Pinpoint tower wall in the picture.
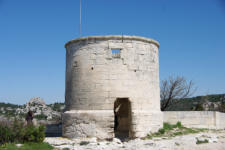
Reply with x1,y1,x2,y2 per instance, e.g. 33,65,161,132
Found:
62,35,163,139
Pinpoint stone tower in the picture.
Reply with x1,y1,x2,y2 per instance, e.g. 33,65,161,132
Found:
62,35,163,139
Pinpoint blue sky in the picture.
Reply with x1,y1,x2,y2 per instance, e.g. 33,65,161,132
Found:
0,0,225,104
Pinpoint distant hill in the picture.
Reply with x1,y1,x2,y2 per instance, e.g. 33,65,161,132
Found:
1,94,225,121
164,94,225,112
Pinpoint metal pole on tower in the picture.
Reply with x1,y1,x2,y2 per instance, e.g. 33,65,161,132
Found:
80,0,82,37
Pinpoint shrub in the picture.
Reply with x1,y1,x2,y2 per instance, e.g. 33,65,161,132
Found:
163,121,183,130
196,138,209,144
176,121,183,129
0,124,13,144
195,103,204,111
80,141,89,146
0,118,45,144
0,119,18,144
163,122,174,131
23,125,45,142
158,128,165,134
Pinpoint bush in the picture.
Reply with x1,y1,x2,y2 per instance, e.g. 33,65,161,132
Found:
0,124,13,144
80,141,89,146
158,128,165,134
0,119,45,144
196,138,209,144
176,121,183,129
195,103,204,111
163,122,174,131
23,125,45,142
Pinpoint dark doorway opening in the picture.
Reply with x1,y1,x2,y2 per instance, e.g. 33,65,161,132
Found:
114,98,131,140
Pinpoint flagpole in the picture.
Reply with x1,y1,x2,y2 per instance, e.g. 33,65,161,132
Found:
80,0,82,37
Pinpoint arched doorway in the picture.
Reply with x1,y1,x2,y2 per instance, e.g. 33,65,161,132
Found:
114,98,131,140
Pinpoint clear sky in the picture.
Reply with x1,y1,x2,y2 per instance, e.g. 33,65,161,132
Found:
0,0,225,104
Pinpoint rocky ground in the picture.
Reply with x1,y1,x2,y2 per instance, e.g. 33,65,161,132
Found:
45,130,225,150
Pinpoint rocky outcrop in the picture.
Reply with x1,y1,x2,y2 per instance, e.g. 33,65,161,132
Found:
0,97,65,125
202,101,221,111
15,97,63,122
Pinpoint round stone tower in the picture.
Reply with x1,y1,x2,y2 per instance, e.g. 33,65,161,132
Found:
62,35,163,139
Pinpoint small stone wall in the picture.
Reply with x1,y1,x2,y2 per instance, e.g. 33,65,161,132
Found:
163,111,225,129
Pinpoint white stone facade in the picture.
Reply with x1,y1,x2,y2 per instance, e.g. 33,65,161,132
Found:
62,35,163,139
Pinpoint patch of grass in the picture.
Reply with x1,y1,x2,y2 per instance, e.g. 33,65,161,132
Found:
146,122,207,139
0,142,53,150
182,128,198,134
163,122,184,132
196,138,209,144
163,122,174,131
62,148,70,150
172,131,183,136
79,141,89,146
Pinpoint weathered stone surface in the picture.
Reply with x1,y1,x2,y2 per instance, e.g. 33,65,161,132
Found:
63,35,163,139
